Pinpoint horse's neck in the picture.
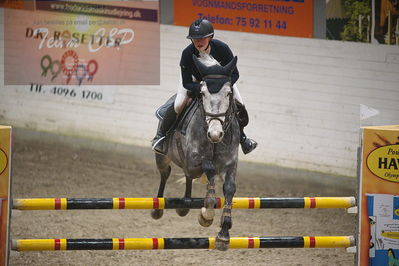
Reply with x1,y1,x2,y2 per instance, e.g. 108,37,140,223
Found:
176,98,202,133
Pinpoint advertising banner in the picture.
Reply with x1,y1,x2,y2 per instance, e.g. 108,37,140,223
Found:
174,0,313,38
0,126,12,266
4,1,160,86
367,194,399,266
0,0,25,9
358,125,399,266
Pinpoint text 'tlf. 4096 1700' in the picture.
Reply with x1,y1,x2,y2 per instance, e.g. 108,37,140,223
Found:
30,83,104,102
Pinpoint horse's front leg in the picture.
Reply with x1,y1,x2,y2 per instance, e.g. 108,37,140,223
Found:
215,167,236,251
198,160,216,227
151,153,171,219
176,175,192,217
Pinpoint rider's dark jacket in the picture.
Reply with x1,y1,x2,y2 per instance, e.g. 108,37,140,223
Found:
180,39,239,94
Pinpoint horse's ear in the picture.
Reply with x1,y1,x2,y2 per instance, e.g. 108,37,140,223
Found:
223,56,237,76
192,54,208,76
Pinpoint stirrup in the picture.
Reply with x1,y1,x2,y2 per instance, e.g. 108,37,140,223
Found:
152,136,166,155
241,138,257,154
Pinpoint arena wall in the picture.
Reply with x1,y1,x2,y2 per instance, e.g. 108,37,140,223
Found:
1,9,398,177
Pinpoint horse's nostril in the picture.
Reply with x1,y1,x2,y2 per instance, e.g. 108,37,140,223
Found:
207,130,223,142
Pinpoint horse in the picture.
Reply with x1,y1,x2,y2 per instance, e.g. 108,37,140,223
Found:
151,53,240,251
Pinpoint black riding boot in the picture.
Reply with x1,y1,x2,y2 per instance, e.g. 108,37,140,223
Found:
152,105,177,154
236,102,257,154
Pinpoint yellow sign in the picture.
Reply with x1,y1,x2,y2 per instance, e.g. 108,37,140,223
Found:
358,125,399,266
0,126,11,266
395,208,399,216
0,149,7,175
367,144,399,183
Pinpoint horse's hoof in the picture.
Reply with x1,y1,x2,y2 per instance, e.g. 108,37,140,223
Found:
215,236,229,251
176,208,190,217
200,207,215,220
198,212,213,227
151,209,163,219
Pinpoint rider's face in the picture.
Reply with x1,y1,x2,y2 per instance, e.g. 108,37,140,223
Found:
193,37,212,52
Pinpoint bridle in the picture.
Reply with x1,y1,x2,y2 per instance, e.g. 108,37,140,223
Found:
199,76,236,132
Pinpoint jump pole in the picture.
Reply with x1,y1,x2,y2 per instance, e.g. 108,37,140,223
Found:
13,196,356,210
12,236,355,251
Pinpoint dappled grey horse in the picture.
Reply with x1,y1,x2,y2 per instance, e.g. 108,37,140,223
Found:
151,53,240,251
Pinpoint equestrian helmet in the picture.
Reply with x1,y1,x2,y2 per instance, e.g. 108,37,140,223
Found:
187,19,214,39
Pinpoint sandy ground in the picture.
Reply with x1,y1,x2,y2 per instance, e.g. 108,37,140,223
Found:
8,135,357,266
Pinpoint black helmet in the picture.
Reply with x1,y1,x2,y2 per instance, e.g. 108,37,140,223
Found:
187,19,214,39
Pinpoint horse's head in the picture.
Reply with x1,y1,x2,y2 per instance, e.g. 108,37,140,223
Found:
193,54,237,143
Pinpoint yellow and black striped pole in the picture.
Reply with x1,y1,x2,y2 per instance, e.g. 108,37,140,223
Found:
12,236,355,251
12,197,356,210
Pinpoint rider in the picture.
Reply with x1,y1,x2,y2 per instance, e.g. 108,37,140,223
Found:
152,18,257,155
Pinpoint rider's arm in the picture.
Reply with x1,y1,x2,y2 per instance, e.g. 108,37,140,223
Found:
180,64,201,93
221,45,239,85
212,40,239,85
180,48,201,95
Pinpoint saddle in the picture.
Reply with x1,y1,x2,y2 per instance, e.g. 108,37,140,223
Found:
155,94,199,136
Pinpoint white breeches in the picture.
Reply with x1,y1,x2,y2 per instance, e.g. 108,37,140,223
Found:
232,84,244,105
174,82,190,114
174,83,244,114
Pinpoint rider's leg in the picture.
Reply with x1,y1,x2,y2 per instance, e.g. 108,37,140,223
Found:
232,84,257,154
174,83,190,114
152,105,177,154
152,84,189,154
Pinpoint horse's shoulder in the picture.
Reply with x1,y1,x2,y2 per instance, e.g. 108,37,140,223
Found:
176,98,200,135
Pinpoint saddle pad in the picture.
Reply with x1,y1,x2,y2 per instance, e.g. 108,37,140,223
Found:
155,93,199,136
155,94,177,120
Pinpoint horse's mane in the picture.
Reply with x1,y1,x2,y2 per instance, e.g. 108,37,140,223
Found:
197,52,220,67
196,52,231,94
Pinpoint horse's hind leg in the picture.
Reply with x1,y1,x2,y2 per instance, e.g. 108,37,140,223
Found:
198,160,216,227
151,153,171,220
215,167,236,251
176,175,192,217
